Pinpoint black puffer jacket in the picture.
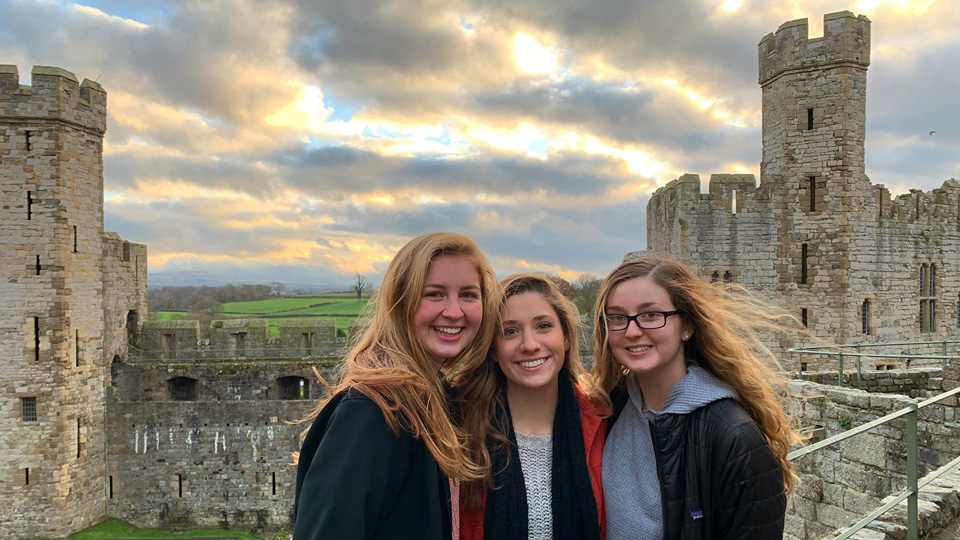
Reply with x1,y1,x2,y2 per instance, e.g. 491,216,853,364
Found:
610,390,786,540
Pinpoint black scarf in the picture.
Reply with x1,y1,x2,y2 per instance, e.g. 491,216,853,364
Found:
482,372,601,540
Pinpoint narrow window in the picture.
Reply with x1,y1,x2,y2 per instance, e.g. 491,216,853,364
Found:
25,130,31,151
301,332,312,356
801,308,808,328
34,317,40,362
76,417,82,458
930,265,937,296
35,255,40,275
800,362,809,372
809,176,816,212
73,226,78,253
109,475,113,499
711,272,719,283
879,188,885,217
25,468,30,486
272,472,277,495
807,108,814,130
915,194,921,220
862,299,871,335
723,271,732,283
930,300,937,332
75,330,80,367
278,376,310,400
800,244,808,284
731,190,737,214
178,474,183,498
27,191,32,220
21,397,37,421
956,293,960,329
122,241,130,262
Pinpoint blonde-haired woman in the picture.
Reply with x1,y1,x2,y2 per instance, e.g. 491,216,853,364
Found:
293,232,499,540
456,274,606,540
592,255,801,540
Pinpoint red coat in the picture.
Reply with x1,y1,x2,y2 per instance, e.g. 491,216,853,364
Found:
459,387,607,540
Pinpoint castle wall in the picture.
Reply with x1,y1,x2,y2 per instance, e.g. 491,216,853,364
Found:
106,357,340,530
0,65,110,538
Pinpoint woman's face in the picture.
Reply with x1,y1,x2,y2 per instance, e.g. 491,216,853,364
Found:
605,276,690,385
413,254,484,368
494,292,566,392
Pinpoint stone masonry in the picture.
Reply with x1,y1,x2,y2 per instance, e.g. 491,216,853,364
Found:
647,12,960,366
0,65,145,539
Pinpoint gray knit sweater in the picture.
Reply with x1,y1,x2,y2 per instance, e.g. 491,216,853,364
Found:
516,431,553,540
602,364,738,540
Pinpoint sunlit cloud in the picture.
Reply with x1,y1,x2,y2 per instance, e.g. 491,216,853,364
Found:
512,32,561,75
72,4,149,30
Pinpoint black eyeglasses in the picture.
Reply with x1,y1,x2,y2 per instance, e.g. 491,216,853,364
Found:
604,310,683,331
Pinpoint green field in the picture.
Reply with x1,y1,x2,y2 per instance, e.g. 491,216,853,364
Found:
151,292,369,335
33,518,285,540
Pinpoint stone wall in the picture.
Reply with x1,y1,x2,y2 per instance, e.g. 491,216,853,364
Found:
787,367,960,539
106,357,341,530
0,65,112,538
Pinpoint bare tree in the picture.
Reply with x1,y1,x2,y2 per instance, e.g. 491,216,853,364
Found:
270,281,286,297
352,273,372,300
573,273,603,317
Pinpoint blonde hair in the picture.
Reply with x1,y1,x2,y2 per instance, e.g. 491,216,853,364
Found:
590,254,803,492
454,273,595,506
302,232,499,481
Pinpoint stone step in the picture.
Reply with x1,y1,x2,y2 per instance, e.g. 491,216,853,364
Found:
842,464,960,539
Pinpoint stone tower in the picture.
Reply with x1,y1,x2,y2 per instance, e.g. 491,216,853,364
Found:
758,12,871,342
0,65,110,537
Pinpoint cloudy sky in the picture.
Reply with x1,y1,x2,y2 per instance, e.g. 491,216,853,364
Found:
1,0,956,287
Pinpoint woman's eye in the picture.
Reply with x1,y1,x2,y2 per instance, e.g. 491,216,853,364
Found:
461,291,479,300
639,312,659,320
424,290,443,299
536,322,553,331
502,327,519,337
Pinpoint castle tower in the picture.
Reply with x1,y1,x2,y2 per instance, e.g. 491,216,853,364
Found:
0,65,109,537
758,12,872,343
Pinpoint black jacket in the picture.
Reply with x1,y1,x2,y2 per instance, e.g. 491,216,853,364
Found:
610,390,786,540
293,388,452,540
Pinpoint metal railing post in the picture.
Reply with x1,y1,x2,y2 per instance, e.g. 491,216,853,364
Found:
907,402,918,540
856,344,862,385
838,352,845,386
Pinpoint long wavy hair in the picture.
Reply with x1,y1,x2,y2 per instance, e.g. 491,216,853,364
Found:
454,273,596,507
300,232,500,481
590,254,803,492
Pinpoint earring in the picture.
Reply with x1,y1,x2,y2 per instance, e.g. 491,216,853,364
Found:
682,333,690,340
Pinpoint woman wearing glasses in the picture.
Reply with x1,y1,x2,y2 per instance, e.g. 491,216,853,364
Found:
591,255,801,540
456,274,606,540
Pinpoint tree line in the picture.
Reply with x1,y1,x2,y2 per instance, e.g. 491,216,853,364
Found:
148,284,274,311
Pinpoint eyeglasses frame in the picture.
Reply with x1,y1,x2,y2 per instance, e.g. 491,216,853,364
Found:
604,310,684,331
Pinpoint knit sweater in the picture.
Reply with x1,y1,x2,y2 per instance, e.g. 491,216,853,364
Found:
516,431,553,540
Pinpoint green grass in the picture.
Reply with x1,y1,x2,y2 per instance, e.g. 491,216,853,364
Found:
41,518,281,540
150,293,369,335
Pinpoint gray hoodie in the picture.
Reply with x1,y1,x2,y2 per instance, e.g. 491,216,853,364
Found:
602,364,738,540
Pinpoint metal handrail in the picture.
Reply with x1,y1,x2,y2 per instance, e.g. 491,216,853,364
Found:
788,361,960,540
790,339,958,386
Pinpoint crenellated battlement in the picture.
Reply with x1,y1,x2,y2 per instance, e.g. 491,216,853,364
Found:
650,173,758,208
759,11,870,86
883,179,960,225
0,64,106,134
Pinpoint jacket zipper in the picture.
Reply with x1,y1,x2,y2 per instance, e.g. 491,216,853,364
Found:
649,418,670,533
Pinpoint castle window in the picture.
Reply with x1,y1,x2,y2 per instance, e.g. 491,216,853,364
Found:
711,272,719,283
25,130,31,151
35,255,41,275
76,417,82,458
75,329,81,366
162,333,176,357
122,241,131,262
723,271,732,283
800,244,808,284
167,377,199,401
861,299,872,335
808,176,816,212
731,189,738,214
301,332,313,356
272,472,277,496
919,263,937,332
801,308,808,328
27,191,32,220
21,397,37,422
178,474,184,498
231,332,247,354
278,376,309,400
34,317,40,362
73,226,78,253
957,293,960,329
109,476,113,499
807,108,814,130
25,468,30,486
